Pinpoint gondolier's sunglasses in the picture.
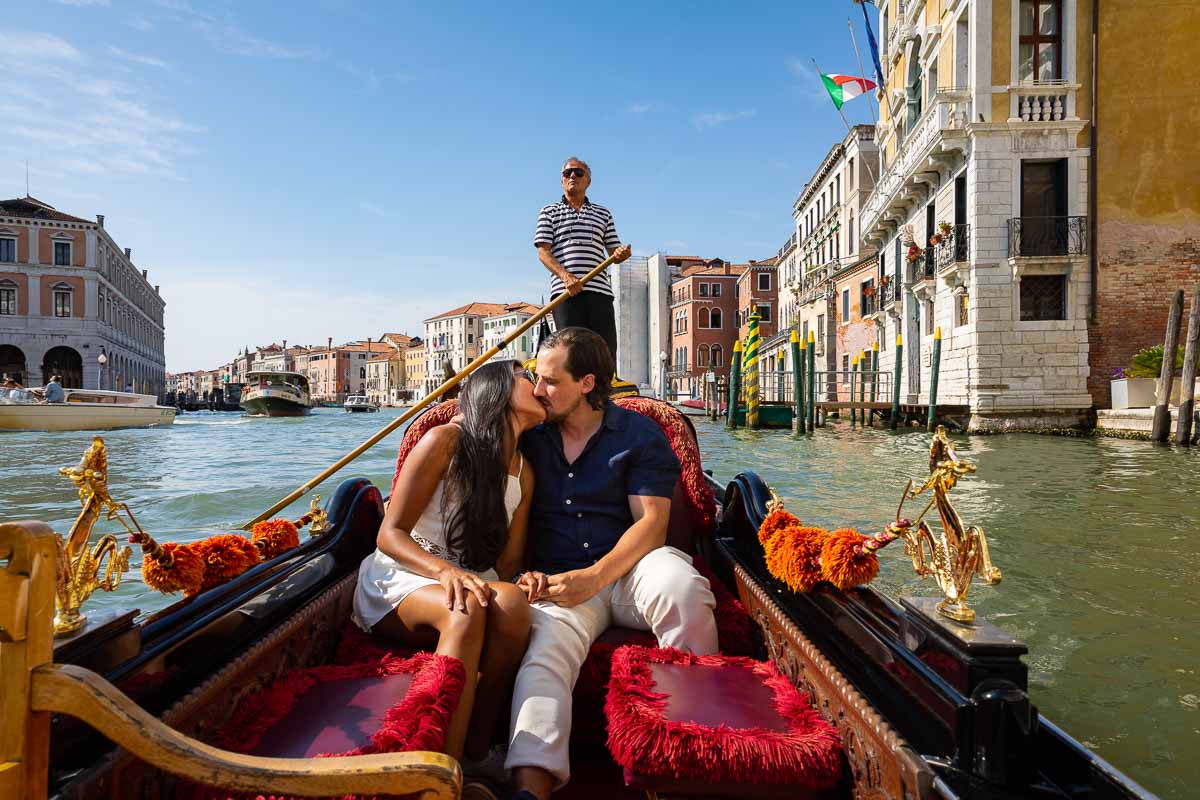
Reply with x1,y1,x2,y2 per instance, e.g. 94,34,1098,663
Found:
562,167,587,178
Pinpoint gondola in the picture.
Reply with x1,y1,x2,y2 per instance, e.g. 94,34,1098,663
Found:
0,398,1154,800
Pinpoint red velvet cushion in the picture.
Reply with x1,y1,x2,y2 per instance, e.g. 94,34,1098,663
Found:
605,646,843,790
186,647,464,800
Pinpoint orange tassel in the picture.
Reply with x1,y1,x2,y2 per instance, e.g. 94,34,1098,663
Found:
764,525,829,593
758,507,801,548
820,529,881,590
250,518,300,560
133,535,204,596
194,534,260,592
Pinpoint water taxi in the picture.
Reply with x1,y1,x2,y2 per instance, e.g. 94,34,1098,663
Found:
0,388,175,431
239,370,312,417
0,397,1152,800
344,394,379,412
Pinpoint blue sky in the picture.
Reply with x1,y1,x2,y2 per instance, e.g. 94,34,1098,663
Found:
2,1,881,371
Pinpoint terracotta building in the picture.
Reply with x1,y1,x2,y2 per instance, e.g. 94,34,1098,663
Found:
666,260,745,400
736,259,779,341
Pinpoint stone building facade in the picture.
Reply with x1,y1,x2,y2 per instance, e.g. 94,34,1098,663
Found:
483,303,541,365
0,197,165,395
666,261,744,400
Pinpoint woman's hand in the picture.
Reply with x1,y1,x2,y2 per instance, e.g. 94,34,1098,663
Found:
516,571,550,603
437,565,495,612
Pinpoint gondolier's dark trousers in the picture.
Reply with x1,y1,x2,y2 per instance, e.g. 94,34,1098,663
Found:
551,290,618,365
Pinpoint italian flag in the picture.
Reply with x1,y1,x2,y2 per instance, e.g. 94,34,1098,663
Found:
821,73,877,110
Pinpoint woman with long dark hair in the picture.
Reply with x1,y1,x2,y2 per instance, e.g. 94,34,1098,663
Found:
353,360,544,766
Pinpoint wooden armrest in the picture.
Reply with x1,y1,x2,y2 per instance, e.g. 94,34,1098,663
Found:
31,663,461,798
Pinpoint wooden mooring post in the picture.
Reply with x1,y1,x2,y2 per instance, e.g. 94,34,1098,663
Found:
891,333,903,430
869,341,879,426
926,327,942,432
849,355,858,428
726,340,742,430
1152,290,1185,443
1177,287,1200,445
806,330,816,433
791,330,805,433
859,349,869,428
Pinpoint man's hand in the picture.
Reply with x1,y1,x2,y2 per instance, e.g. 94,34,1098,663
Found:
612,243,632,264
544,569,601,607
516,570,550,603
561,272,584,297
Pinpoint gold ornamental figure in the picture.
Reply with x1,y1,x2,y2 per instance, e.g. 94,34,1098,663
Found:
53,437,133,636
895,426,1002,623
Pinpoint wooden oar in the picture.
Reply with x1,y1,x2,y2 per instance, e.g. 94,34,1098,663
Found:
242,253,620,529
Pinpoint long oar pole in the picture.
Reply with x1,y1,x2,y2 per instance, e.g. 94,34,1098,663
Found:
242,252,620,529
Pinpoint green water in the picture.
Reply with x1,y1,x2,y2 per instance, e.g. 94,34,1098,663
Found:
2,409,1197,798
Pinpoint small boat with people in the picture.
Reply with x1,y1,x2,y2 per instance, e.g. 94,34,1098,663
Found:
239,370,312,417
344,394,379,412
0,386,175,431
0,262,1153,800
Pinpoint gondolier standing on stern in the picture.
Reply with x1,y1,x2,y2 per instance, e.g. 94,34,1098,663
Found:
536,157,631,363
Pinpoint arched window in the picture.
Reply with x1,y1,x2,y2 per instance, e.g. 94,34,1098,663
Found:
711,345,723,366
697,345,709,366
698,307,710,328
710,308,722,329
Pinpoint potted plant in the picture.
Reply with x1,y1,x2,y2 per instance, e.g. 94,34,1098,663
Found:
938,221,953,236
906,244,924,264
1110,345,1192,409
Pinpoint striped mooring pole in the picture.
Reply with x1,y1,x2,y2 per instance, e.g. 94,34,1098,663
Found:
744,313,761,429
859,349,868,427
806,330,816,432
869,341,880,427
850,354,858,428
726,340,743,430
891,333,903,430
927,326,942,432
791,329,804,433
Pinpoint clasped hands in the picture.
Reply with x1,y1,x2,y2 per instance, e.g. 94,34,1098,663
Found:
516,568,599,607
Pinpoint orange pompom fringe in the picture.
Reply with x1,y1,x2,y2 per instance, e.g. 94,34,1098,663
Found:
250,518,300,561
758,506,800,549
140,540,205,597
820,529,881,590
764,525,828,593
194,534,260,592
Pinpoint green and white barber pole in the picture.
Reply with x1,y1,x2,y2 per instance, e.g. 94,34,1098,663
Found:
744,313,761,429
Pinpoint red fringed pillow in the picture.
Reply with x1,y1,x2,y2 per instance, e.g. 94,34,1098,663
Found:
605,645,842,790
390,401,459,497
186,649,465,800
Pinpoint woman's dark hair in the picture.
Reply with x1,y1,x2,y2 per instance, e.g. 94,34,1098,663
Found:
442,360,521,570
540,326,613,410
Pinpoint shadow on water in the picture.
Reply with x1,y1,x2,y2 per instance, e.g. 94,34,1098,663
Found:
693,418,1198,800
2,408,1197,797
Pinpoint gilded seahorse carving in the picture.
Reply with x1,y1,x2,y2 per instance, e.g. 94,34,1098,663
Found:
896,425,1001,623
54,437,132,635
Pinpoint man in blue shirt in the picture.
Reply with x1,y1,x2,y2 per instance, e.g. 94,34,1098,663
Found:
41,375,65,404
505,327,717,799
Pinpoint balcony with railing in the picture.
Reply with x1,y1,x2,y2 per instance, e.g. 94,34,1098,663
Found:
879,277,896,310
1007,216,1088,258
1009,80,1078,123
935,223,970,272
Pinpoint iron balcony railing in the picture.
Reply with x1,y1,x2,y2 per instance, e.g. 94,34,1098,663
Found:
879,279,896,308
1008,216,1088,258
936,223,970,270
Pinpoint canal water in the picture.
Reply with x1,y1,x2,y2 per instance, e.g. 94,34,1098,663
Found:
2,408,1196,798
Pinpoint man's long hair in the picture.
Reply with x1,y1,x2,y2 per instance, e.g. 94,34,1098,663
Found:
442,360,520,570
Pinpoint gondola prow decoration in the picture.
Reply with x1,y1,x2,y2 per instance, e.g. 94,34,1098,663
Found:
53,437,132,636
757,425,1001,623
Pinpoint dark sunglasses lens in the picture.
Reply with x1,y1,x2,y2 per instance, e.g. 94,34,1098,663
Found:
563,168,585,178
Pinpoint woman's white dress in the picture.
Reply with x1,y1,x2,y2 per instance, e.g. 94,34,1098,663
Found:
352,456,523,631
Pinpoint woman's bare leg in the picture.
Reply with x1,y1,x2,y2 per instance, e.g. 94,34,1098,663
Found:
464,582,532,760
373,585,486,760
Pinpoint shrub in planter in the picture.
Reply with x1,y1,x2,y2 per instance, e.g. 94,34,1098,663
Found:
1128,345,1184,379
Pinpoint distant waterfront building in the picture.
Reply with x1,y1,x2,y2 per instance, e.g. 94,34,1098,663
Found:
422,301,512,395
404,342,425,402
0,196,166,394
483,302,541,364
307,339,383,403
366,352,392,406
666,260,744,400
645,254,709,399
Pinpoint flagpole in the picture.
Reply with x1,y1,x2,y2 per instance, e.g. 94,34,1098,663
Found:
812,57,877,186
847,17,879,128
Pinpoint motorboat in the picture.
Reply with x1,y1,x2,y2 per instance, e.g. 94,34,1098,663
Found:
344,394,379,412
0,387,175,431
239,370,312,417
0,398,1151,800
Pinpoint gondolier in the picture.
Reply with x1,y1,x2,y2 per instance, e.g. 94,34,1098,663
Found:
535,157,631,362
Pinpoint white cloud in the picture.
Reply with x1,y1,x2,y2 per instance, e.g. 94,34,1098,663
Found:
126,16,154,32
52,0,111,6
359,201,388,217
338,63,382,91
627,102,654,114
154,0,317,60
693,109,756,130
0,32,83,62
108,46,169,69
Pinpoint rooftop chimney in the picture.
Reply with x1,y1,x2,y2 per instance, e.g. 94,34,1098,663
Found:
96,214,104,228
124,247,131,259
142,269,147,278
154,285,160,294
327,337,333,352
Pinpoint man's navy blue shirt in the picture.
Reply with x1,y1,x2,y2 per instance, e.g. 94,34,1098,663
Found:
520,402,680,574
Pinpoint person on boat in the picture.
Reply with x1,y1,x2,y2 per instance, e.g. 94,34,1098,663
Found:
352,359,543,768
2,375,21,389
506,327,718,799
535,157,632,365
33,375,65,404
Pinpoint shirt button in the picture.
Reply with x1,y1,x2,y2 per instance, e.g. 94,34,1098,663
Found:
565,499,572,505
568,472,574,478
583,542,590,549
576,512,582,518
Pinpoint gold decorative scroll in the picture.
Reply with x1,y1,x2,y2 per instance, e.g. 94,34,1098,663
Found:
53,437,134,636
894,426,1002,623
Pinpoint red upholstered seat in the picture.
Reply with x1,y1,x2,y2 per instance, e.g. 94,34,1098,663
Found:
605,645,843,796
186,645,464,800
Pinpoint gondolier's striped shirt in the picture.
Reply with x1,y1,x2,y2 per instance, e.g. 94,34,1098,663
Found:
535,196,621,298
